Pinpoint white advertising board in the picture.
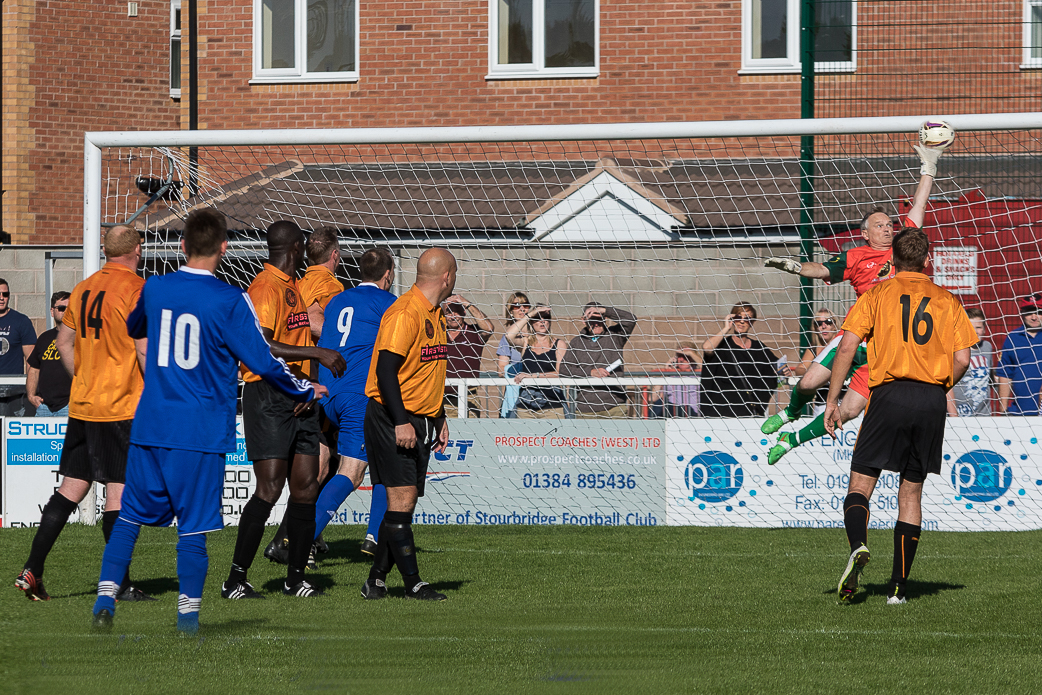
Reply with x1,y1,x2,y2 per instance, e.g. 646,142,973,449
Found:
666,417,1042,531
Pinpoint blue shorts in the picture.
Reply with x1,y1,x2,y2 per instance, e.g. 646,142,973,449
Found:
119,445,225,535
325,392,368,462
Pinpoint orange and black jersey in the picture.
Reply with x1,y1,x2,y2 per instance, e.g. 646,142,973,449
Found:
365,285,447,417
62,262,144,421
842,271,978,391
298,265,344,311
240,263,313,382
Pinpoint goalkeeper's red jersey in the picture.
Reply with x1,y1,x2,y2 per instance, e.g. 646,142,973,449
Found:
823,219,919,298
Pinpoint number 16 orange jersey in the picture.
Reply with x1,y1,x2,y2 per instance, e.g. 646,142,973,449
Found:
841,271,978,391
62,262,145,421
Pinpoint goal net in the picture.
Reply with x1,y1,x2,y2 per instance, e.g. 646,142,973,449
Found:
83,115,1042,531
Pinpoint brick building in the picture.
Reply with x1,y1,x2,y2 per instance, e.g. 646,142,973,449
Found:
6,1,1039,245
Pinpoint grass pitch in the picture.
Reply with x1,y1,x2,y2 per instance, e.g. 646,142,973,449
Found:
4,524,1040,694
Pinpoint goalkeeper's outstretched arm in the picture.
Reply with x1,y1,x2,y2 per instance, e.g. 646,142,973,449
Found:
764,257,830,280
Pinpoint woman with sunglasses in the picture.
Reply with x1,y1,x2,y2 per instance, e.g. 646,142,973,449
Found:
504,305,567,418
793,309,840,415
701,301,783,418
497,292,530,417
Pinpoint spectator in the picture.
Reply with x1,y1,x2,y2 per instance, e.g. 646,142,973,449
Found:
793,308,841,416
0,277,39,416
947,307,994,417
505,305,567,419
559,301,637,418
997,293,1042,415
27,292,73,417
443,294,494,418
700,301,784,418
497,292,530,418
648,343,701,418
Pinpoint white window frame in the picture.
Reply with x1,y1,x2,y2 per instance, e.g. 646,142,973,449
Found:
486,0,600,80
170,0,181,99
740,0,856,74
1024,0,1042,69
251,0,360,84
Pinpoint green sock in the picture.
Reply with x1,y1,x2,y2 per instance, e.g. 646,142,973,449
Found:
785,386,815,419
796,413,828,444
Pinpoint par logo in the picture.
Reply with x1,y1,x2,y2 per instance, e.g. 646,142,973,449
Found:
683,451,743,503
950,450,1013,502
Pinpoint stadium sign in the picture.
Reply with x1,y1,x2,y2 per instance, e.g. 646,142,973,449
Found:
666,418,1042,532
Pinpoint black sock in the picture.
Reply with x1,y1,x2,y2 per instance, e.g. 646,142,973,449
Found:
369,532,395,583
24,492,78,578
228,496,274,583
285,501,316,587
843,493,871,551
890,521,921,591
380,511,420,589
102,509,133,589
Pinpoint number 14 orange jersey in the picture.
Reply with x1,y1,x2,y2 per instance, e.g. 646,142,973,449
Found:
62,262,145,421
841,271,978,391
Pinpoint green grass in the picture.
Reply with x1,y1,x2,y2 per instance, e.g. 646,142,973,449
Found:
3,524,1040,694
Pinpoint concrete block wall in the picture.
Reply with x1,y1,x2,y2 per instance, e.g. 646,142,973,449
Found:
0,247,82,334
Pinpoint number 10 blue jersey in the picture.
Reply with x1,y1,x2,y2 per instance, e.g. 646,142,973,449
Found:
127,267,315,454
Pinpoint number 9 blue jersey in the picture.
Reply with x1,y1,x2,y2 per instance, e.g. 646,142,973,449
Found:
126,267,315,453
316,283,396,400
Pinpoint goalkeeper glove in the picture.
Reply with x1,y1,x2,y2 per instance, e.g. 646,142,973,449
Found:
913,143,945,178
765,257,802,275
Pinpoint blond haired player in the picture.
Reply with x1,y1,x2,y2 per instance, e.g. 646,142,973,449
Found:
16,226,153,602
824,228,976,604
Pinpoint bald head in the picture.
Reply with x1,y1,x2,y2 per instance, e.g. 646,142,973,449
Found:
266,220,304,251
104,225,140,259
414,248,457,306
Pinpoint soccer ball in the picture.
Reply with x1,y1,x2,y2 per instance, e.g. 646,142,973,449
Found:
919,120,955,149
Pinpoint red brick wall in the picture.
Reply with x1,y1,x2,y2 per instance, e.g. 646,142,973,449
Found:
3,0,181,245
194,1,800,132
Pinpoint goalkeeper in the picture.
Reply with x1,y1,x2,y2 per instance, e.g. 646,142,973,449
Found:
760,136,949,465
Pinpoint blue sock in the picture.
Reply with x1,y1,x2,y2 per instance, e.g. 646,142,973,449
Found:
367,484,388,542
176,533,208,623
314,474,354,538
94,518,140,616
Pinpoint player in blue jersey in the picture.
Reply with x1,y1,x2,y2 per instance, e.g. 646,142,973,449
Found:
91,209,326,635
311,248,397,555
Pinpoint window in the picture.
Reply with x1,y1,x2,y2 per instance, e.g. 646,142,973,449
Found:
488,0,598,79
170,0,181,99
253,0,359,83
1025,0,1042,68
741,0,855,73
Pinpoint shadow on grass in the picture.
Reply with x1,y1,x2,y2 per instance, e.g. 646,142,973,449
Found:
61,576,180,599
822,579,966,604
261,572,337,594
321,538,372,564
201,618,270,636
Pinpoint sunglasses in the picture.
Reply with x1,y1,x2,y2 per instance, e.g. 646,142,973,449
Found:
511,303,530,310
55,305,68,312
0,292,9,298
815,319,836,327
733,317,752,323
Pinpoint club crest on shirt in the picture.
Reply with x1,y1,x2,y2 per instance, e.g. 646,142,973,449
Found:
425,319,435,339
285,288,297,307
876,260,892,278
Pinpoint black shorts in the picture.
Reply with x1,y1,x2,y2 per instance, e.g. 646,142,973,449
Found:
58,417,132,484
850,380,947,484
363,398,436,497
241,379,320,461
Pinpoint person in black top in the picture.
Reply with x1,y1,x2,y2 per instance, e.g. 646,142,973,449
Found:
700,301,787,417
27,292,72,417
504,305,568,418
0,278,39,416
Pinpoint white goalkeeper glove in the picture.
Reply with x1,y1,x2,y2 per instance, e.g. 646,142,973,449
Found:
765,257,803,275
913,143,945,178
